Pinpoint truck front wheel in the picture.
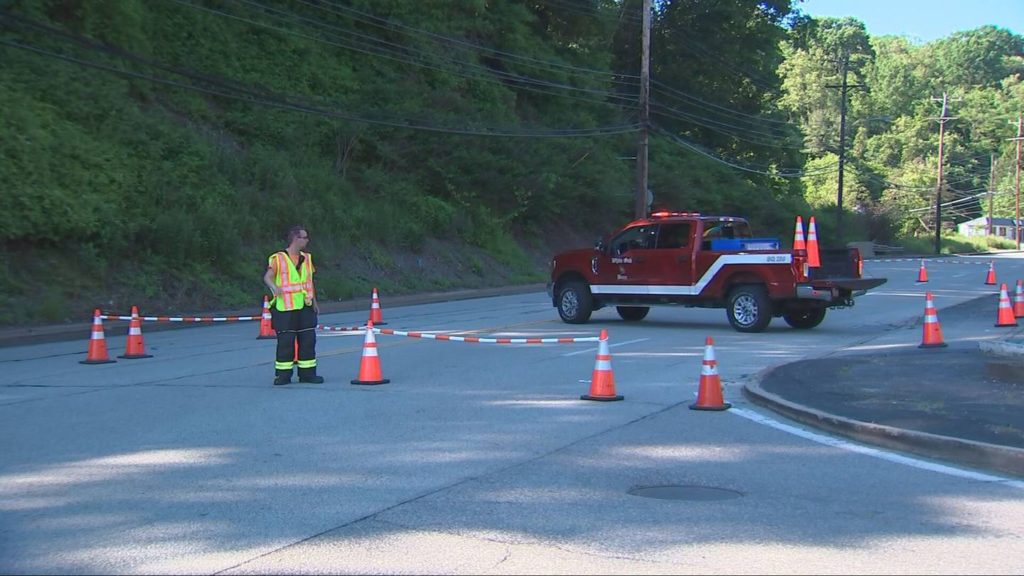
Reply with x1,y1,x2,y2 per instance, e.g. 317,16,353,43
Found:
557,281,593,324
783,308,826,329
726,286,772,332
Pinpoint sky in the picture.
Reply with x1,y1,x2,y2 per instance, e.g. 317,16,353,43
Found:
795,0,1024,43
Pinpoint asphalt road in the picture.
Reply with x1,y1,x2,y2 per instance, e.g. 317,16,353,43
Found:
2,254,1024,574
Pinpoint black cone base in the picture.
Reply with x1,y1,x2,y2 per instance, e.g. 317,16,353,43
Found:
580,394,623,401
352,378,390,386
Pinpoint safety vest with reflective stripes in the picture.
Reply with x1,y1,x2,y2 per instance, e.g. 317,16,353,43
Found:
269,251,314,312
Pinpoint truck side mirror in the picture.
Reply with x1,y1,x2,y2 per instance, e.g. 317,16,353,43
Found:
594,238,605,252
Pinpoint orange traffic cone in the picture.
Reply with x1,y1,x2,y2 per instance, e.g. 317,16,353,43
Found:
351,320,390,385
119,305,153,359
985,261,997,285
995,283,1018,327
1015,280,1024,318
581,329,623,401
919,292,947,348
690,336,731,411
916,259,928,283
368,287,386,325
806,216,821,268
793,216,806,251
80,309,116,365
257,295,276,339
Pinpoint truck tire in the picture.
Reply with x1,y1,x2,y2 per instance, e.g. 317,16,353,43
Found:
726,285,772,333
783,308,826,329
557,280,593,324
616,306,649,322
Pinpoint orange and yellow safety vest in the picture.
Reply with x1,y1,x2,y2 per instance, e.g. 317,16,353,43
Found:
269,251,315,312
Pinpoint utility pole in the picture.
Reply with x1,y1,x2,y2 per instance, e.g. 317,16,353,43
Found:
931,93,958,255
988,154,996,236
825,53,863,243
1013,114,1023,250
634,0,651,219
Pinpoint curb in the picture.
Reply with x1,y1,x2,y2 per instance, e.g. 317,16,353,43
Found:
742,368,1024,479
978,339,1024,359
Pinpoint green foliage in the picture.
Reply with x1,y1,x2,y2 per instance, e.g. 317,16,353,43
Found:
4,0,1022,326
901,233,1018,255
781,15,1024,247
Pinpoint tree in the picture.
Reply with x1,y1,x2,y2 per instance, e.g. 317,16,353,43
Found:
778,17,873,155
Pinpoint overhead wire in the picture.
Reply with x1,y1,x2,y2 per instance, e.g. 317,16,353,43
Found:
649,102,806,149
170,0,640,110
670,33,782,93
651,78,798,127
651,123,833,178
0,13,640,137
309,0,641,80
535,0,643,24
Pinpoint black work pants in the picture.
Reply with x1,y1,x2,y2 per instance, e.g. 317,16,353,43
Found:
271,306,318,377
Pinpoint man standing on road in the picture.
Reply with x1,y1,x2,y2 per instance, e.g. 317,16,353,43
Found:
263,225,324,385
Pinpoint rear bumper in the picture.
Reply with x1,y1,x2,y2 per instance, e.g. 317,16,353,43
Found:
826,277,888,291
797,277,887,302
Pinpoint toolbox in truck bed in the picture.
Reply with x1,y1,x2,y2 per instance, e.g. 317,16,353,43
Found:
708,238,781,251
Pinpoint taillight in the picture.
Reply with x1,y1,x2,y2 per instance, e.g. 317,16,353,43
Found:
858,256,863,276
794,255,808,281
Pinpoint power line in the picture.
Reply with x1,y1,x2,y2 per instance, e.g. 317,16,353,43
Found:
0,19,640,138
652,123,833,178
651,78,800,127
259,0,640,84
309,0,638,75
649,103,805,149
167,0,640,110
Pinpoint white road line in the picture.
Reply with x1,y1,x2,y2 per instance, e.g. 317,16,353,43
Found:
562,337,650,357
730,407,1024,489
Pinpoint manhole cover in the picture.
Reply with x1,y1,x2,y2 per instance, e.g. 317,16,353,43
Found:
628,485,743,501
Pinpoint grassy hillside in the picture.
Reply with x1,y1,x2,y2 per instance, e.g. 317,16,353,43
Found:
0,0,808,326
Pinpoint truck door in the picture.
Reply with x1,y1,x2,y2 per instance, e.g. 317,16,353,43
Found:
595,224,658,291
648,222,695,287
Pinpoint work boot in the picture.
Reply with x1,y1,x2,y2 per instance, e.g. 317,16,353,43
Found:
274,370,292,386
298,368,324,384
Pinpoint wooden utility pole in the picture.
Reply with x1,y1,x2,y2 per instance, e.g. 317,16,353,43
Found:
931,93,957,255
988,154,996,236
825,54,863,242
634,0,651,219
1013,114,1023,250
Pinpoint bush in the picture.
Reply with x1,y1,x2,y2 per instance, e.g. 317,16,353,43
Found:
901,233,1017,255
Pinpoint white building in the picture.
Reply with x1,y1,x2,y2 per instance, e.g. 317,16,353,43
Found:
956,216,1023,240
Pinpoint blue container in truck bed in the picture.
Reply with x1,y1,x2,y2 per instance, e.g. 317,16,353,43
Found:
708,238,780,251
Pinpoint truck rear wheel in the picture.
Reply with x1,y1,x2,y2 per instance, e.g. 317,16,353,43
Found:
783,308,826,329
616,306,649,322
557,280,593,324
726,286,772,333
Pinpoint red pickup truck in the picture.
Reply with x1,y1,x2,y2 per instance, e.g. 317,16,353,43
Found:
547,211,887,332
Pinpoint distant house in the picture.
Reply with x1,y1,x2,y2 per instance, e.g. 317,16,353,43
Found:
957,216,1023,240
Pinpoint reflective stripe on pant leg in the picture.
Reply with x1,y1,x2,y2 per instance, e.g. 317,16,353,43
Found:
275,329,297,371
296,325,316,369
